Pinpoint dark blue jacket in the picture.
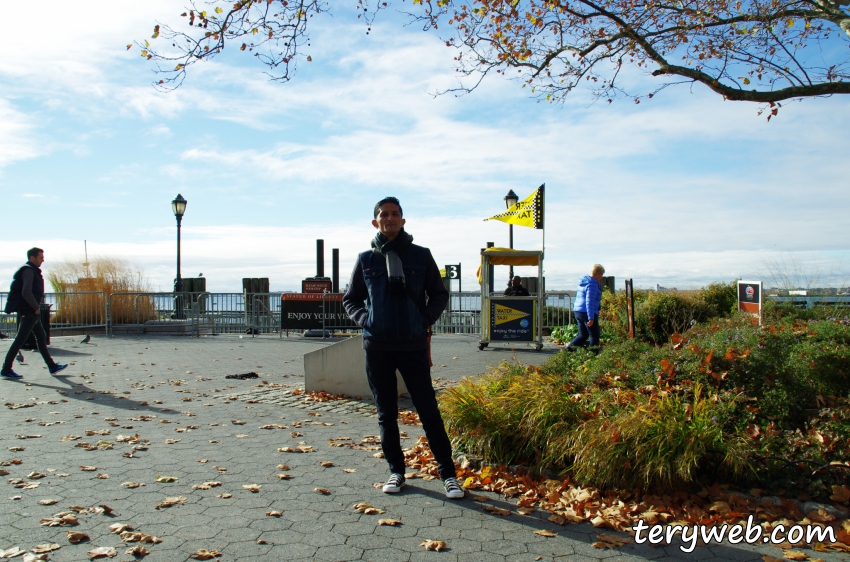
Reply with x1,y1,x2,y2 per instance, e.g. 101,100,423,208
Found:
343,243,448,351
5,263,44,314
573,275,602,319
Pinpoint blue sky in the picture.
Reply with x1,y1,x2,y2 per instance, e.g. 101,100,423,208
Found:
1,1,848,292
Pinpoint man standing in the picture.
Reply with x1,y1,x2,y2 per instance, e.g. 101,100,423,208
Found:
504,276,530,296
566,264,605,354
343,197,463,499
2,248,67,379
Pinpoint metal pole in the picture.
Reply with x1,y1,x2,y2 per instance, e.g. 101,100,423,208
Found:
486,242,494,296
175,215,185,319
509,224,514,280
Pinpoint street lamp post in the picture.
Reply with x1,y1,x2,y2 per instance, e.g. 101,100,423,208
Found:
172,194,188,319
504,190,518,281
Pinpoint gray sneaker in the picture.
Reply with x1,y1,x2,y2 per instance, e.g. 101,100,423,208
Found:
382,473,405,494
444,477,464,499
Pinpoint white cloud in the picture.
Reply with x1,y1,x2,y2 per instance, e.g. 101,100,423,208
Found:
0,99,41,169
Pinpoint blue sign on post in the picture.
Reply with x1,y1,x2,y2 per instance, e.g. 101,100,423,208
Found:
489,298,536,341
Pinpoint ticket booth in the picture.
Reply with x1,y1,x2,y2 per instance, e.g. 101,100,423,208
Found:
477,248,544,351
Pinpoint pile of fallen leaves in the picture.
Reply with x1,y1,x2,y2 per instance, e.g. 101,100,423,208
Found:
402,437,850,553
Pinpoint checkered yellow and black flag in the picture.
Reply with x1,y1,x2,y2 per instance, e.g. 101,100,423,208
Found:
484,184,544,229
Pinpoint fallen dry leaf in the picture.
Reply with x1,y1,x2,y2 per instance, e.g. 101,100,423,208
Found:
37,499,59,505
22,553,48,562
67,531,90,544
31,544,61,554
354,503,386,514
830,485,850,503
596,533,632,545
155,496,186,509
155,475,178,483
121,482,144,488
0,547,24,558
192,482,222,490
343,468,357,473
87,546,117,559
276,464,290,470
472,495,489,502
109,523,134,534
217,493,233,499
420,540,448,552
79,466,97,471
782,551,808,561
378,518,402,526
517,507,536,515
761,556,784,562
319,461,334,467
189,549,221,560
277,474,293,480
242,484,261,493
40,512,79,527
314,487,331,495
483,505,511,516
266,511,282,517
534,529,557,537
125,545,150,557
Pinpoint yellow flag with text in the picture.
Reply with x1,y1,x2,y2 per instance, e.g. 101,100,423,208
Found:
484,184,544,229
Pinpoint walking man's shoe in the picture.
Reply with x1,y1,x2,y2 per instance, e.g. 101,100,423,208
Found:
443,477,464,499
382,473,405,494
49,364,68,375
1,369,23,379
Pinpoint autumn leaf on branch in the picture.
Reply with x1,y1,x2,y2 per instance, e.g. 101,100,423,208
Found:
137,0,850,112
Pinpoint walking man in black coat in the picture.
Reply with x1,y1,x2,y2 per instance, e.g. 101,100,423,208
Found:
2,248,67,379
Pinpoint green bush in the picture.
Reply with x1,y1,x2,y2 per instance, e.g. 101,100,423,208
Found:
702,281,737,317
440,314,850,494
635,291,712,344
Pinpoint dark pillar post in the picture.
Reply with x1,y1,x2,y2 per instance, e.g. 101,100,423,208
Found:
486,242,494,295
332,249,340,293
316,240,325,278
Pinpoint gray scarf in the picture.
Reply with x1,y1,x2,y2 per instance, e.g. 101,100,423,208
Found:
371,229,413,294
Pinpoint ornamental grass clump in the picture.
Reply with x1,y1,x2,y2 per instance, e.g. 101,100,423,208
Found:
47,257,154,325
440,307,850,497
560,385,753,489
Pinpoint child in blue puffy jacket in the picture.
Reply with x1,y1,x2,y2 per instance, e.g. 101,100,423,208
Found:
566,264,605,354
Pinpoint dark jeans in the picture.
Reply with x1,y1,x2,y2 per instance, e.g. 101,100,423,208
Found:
3,312,55,372
365,348,456,480
569,311,600,353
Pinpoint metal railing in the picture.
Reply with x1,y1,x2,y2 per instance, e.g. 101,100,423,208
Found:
0,289,585,339
1,292,108,337
245,293,282,336
769,296,850,309
319,292,359,335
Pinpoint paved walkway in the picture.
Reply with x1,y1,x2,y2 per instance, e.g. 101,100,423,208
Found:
0,334,845,561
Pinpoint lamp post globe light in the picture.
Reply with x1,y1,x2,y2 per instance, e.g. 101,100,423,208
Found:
172,194,187,319
504,190,518,280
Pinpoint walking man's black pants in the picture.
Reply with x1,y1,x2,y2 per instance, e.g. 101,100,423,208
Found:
365,348,456,480
3,312,56,371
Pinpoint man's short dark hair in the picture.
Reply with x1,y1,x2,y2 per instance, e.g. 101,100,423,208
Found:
27,247,43,260
374,197,403,218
